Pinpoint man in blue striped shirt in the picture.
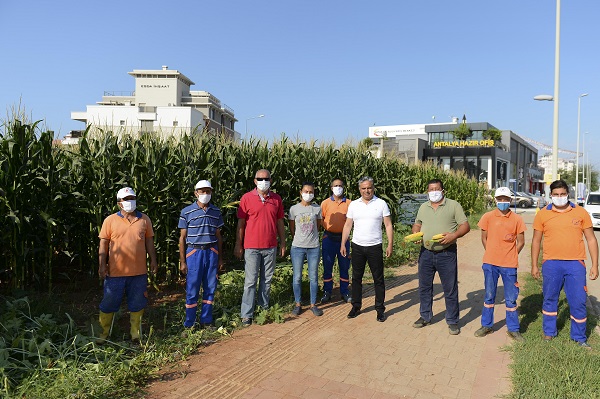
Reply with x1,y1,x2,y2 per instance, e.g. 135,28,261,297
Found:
179,180,224,330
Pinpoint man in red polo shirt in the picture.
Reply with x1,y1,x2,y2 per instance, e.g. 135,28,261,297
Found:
234,169,286,327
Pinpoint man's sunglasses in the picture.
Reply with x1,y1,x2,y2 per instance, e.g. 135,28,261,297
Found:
256,178,270,181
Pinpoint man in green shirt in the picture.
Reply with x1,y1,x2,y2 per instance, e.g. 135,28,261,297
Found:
410,179,470,335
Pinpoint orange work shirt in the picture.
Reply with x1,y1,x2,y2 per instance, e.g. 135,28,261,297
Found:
320,196,349,233
99,211,155,277
533,203,592,261
477,209,526,268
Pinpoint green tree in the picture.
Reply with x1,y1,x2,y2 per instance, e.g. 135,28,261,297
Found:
557,164,599,192
482,128,502,142
451,123,473,140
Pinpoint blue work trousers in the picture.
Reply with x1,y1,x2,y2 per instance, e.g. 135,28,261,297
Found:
99,274,148,313
480,263,520,332
418,246,459,324
184,246,219,327
321,234,351,295
542,260,588,343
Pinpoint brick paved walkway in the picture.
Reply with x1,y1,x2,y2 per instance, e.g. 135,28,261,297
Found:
146,210,540,399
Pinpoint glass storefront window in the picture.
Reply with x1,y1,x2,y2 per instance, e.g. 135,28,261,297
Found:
466,157,478,179
453,157,465,171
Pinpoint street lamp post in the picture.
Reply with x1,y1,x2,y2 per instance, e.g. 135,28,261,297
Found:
576,93,588,202
551,0,561,183
584,132,590,188
245,114,265,138
534,0,561,185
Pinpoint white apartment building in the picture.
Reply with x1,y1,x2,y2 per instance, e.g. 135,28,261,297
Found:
71,66,238,140
538,154,575,177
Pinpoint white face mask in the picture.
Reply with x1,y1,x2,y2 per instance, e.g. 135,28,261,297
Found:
256,180,271,192
301,193,314,202
121,200,136,213
428,190,443,203
197,194,211,204
332,187,344,197
552,196,569,207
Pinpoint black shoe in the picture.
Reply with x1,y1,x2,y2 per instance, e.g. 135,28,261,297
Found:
241,318,252,327
413,317,430,328
448,324,461,335
341,293,352,303
376,312,386,322
291,305,302,316
347,307,361,319
321,292,332,303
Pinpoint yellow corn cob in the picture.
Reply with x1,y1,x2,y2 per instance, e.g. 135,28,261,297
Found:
404,232,424,242
431,233,445,242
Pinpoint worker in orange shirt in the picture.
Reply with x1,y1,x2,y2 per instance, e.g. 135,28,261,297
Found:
531,180,599,349
474,187,526,341
320,178,352,303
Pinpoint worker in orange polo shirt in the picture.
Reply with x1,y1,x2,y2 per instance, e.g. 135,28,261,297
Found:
320,178,352,303
97,187,158,342
474,187,526,341
531,179,599,349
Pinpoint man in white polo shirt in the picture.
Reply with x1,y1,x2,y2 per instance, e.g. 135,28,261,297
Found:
340,176,394,322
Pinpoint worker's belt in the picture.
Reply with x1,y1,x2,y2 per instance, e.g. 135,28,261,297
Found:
424,244,457,253
324,231,343,242
188,243,216,250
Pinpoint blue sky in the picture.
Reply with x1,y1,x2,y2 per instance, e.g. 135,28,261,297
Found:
1,1,599,162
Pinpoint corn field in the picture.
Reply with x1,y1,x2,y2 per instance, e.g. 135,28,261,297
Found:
0,119,486,290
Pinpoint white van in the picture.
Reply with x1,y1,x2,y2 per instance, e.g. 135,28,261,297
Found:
584,192,600,228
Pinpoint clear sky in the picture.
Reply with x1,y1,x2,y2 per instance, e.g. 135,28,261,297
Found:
1,1,599,161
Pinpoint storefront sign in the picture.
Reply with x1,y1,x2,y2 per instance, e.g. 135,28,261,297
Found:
433,139,495,148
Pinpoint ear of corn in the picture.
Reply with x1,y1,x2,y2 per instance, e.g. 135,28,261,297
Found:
431,233,445,242
404,232,424,242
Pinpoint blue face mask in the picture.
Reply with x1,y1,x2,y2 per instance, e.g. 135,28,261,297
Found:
497,201,510,211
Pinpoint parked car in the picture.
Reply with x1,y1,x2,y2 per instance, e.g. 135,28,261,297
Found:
486,189,534,208
516,191,542,208
510,191,534,208
584,191,600,228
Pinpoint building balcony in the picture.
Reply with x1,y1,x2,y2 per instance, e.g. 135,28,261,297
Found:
71,111,87,122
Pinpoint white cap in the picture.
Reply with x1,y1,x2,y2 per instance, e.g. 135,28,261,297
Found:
116,187,136,199
195,180,213,190
495,187,512,198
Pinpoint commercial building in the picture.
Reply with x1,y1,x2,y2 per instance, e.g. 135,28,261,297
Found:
538,154,575,177
71,66,238,140
368,118,544,194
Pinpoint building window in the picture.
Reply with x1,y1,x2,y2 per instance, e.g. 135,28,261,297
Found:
453,157,465,171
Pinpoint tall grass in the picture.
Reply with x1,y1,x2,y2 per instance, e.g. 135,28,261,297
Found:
507,274,600,399
0,118,486,290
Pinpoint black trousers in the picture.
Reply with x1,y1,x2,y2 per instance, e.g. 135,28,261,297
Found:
350,243,385,312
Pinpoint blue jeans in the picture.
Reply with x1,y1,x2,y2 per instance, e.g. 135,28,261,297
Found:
184,246,219,327
99,274,148,313
542,260,588,342
290,246,320,305
241,247,277,319
321,234,350,295
480,263,520,332
418,245,459,324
